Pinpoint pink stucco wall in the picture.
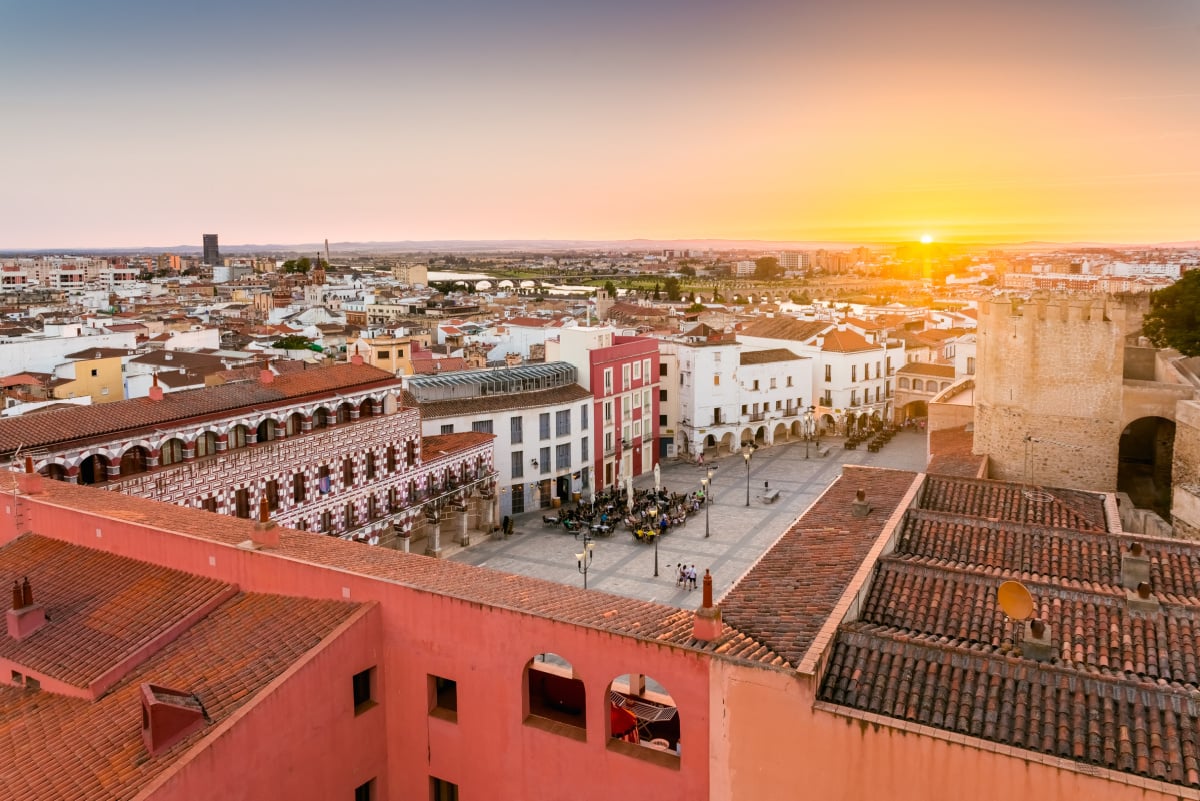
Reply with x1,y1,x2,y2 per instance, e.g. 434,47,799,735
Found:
143,603,387,801
5,491,708,801
713,661,1186,801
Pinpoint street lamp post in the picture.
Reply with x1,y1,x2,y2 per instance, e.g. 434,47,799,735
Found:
742,442,755,507
576,532,595,589
650,506,659,577
804,406,815,459
701,468,713,538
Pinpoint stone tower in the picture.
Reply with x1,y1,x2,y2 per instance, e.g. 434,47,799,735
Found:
594,287,614,321
974,295,1127,491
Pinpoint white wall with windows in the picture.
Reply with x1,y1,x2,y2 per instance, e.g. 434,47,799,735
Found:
416,397,593,518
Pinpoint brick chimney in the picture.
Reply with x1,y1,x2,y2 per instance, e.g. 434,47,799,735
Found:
147,372,164,401
350,346,364,366
239,498,279,550
692,570,722,641
851,488,871,518
7,576,47,641
259,358,275,385
140,683,208,756
16,455,44,496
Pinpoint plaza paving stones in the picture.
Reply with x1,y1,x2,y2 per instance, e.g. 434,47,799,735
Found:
452,431,930,608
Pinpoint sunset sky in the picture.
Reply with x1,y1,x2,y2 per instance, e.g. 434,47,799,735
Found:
3,0,1199,248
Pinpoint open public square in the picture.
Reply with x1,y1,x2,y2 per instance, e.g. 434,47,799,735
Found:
452,430,929,606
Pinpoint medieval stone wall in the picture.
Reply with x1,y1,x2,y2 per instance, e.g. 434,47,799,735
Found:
1172,401,1200,540
974,296,1126,491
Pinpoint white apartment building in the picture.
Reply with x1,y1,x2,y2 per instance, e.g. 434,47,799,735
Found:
0,328,139,376
656,340,681,460
404,362,593,517
672,324,814,460
740,317,904,436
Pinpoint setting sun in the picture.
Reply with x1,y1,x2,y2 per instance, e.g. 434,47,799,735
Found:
920,234,934,244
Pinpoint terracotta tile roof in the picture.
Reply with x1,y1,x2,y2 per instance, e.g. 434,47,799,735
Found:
0,363,398,455
609,302,668,318
12,479,787,670
818,472,1200,790
63,347,136,360
739,348,802,366
896,362,955,378
506,316,559,327
0,589,358,801
0,374,45,388
404,384,592,419
919,474,1107,531
129,351,227,372
719,466,921,668
0,536,232,692
739,317,830,342
916,326,970,343
411,356,469,375
421,430,495,456
925,426,985,478
156,371,204,388
820,328,876,353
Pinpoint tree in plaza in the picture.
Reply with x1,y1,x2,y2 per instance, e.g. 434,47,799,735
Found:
662,276,682,301
679,265,696,277
1143,269,1200,356
603,280,617,298
281,258,312,274
653,282,661,300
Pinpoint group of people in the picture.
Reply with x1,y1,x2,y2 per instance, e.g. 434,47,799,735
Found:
624,487,705,543
676,563,699,590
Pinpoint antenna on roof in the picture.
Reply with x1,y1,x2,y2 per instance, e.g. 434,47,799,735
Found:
997,580,1033,653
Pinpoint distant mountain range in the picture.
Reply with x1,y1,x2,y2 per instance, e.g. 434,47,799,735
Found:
5,237,1200,255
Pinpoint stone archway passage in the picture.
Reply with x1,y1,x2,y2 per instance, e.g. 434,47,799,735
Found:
1118,416,1175,517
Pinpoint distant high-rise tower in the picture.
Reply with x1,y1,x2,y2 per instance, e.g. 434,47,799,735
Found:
202,234,220,266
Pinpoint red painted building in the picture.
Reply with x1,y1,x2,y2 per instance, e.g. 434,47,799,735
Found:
547,326,660,491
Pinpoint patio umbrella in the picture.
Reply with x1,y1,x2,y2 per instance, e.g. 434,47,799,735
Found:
653,462,660,493
626,473,634,513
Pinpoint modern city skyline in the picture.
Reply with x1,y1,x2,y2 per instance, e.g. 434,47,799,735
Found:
2,0,1198,248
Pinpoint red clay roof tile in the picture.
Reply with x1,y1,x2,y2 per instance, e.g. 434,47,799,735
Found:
817,472,1200,791
720,466,921,668
0,590,357,801
0,363,398,455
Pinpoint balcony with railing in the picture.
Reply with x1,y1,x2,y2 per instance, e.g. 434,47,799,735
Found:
745,412,766,423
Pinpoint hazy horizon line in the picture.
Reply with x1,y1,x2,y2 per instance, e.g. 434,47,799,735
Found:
4,235,1199,254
